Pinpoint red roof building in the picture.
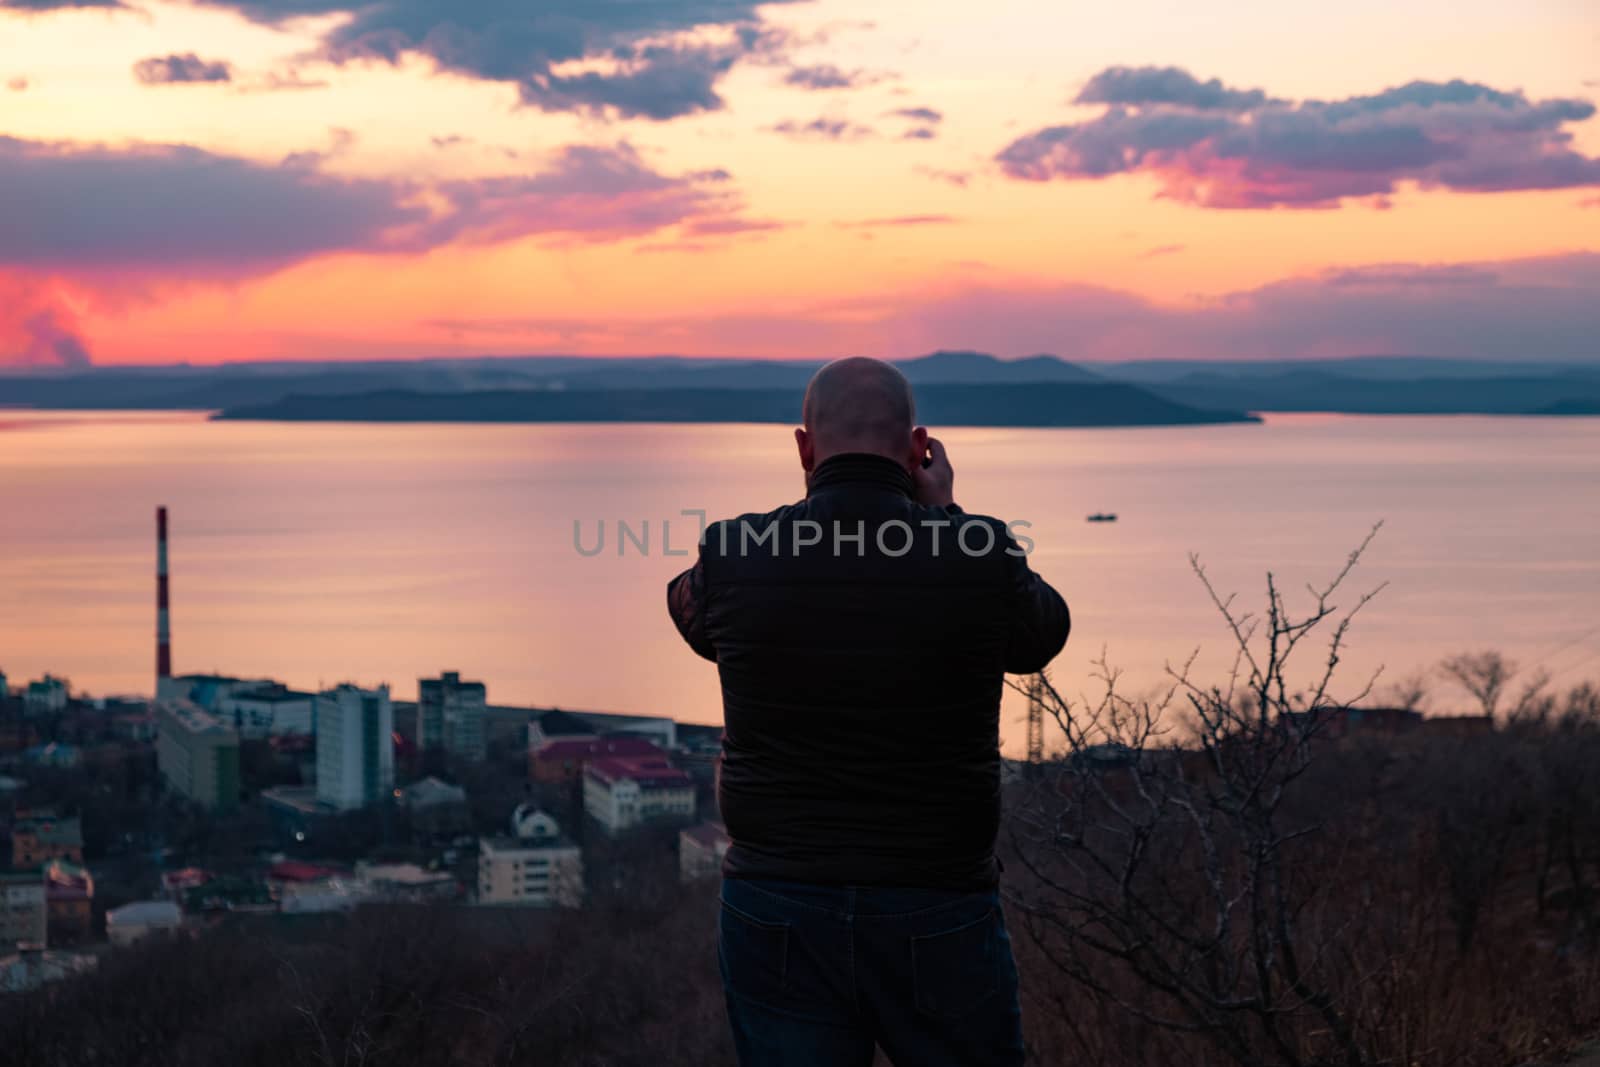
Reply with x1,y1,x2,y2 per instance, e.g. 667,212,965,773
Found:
530,736,665,784
582,754,696,834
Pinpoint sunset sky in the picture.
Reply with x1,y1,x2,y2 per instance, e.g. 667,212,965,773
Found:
1,0,1597,366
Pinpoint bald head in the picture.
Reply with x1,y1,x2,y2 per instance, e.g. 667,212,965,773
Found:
801,357,917,461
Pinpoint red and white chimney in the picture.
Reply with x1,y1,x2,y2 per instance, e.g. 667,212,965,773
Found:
156,506,172,684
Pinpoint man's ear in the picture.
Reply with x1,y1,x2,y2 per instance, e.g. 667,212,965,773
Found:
795,427,815,472
909,425,930,470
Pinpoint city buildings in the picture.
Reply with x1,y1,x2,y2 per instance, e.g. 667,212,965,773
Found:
43,861,93,942
526,709,596,750
530,736,665,785
267,861,363,914
105,901,183,947
399,776,471,839
314,684,394,811
219,683,315,738
111,712,157,743
583,714,678,750
583,754,696,834
8,811,83,868
354,862,456,901
20,742,80,769
416,672,487,762
156,673,268,711
679,823,731,883
0,871,46,950
23,675,68,717
155,700,241,812
478,806,584,907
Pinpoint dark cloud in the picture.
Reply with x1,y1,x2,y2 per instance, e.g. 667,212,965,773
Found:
784,63,874,90
0,137,751,363
902,127,937,140
134,54,234,85
519,43,736,120
768,117,875,141
1323,264,1499,287
1076,65,1272,111
999,68,1600,208
185,0,806,120
887,106,942,123
0,135,415,272
431,134,471,149
0,137,739,273
386,143,745,248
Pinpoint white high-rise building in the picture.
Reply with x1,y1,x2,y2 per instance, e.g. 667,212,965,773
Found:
315,685,394,811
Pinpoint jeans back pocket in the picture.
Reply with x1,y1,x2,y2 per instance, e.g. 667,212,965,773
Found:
719,898,791,1005
911,906,1004,1019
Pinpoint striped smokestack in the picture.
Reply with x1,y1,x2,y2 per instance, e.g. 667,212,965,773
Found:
157,506,172,682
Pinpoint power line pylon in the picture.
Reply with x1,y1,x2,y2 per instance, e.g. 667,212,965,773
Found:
1026,674,1045,772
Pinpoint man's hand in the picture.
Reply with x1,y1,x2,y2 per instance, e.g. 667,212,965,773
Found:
914,436,955,508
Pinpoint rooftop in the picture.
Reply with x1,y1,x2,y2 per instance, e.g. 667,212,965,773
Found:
260,785,339,816
534,709,595,737
13,814,84,848
44,860,93,898
587,756,693,789
400,776,468,809
106,900,182,926
156,699,237,738
421,672,486,693
481,834,579,854
357,863,454,887
535,736,663,762
267,860,348,883
230,683,315,704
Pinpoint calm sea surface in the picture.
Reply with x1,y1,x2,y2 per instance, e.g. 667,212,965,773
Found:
3,411,1598,743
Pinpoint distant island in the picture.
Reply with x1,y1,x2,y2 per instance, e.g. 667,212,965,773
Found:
213,383,1260,428
3,350,1598,424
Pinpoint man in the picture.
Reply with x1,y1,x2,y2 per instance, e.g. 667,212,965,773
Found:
667,357,1070,1066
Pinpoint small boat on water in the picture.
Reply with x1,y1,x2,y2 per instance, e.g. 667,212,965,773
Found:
1086,513,1118,523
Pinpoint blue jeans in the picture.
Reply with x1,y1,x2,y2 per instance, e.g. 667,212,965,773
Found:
718,877,1026,1066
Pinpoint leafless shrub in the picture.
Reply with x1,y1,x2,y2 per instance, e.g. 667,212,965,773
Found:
1006,527,1387,1067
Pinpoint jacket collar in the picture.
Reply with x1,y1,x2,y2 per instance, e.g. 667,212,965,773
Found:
807,452,915,499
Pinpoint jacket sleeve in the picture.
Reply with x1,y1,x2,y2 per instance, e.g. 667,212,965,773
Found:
1001,543,1070,675
667,552,718,663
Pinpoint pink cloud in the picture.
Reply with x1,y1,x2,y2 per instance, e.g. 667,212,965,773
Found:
999,69,1600,208
0,138,760,364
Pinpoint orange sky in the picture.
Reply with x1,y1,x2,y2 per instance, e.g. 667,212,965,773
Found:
1,0,1597,365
